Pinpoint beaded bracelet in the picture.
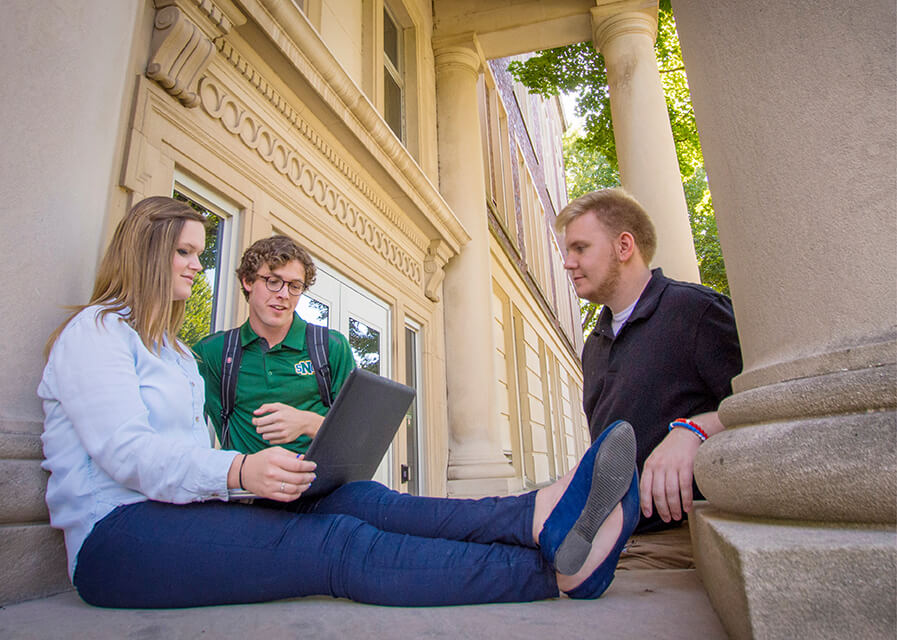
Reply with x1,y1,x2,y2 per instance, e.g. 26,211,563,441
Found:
668,418,708,442
238,454,248,490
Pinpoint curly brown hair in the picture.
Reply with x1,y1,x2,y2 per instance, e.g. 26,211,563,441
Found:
236,235,317,300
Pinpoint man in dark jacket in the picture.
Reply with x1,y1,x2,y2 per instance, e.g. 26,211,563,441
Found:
558,188,742,568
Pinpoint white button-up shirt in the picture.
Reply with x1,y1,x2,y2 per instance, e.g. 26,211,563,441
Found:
38,307,238,580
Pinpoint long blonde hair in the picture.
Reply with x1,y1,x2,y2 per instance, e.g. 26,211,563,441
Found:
46,196,207,357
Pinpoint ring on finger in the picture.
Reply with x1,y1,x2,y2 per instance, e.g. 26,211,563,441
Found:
280,481,286,492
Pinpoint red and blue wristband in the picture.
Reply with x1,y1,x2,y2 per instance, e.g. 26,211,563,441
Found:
668,418,708,442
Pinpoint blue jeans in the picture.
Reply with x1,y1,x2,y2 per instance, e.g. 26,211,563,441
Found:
73,482,558,608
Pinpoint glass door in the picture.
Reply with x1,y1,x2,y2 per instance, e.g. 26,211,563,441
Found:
296,264,394,488
403,321,424,495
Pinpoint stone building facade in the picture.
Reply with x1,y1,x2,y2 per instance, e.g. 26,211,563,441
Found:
1,1,894,638
1,0,588,606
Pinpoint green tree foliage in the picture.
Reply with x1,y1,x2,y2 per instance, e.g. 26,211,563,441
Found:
349,319,381,374
563,130,619,199
561,133,733,334
684,169,729,295
507,0,702,180
508,43,617,169
200,217,221,271
508,0,729,334
179,272,214,347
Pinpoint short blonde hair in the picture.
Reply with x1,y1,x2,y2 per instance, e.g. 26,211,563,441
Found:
556,188,657,263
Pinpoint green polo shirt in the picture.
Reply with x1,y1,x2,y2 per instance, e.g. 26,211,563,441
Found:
193,314,356,455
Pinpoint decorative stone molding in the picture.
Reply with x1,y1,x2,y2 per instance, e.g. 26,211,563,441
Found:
731,334,897,394
433,33,485,78
695,411,896,523
147,6,215,107
591,0,658,48
199,77,422,287
424,240,452,302
241,0,469,254
214,39,429,255
720,363,897,428
181,0,238,33
147,0,244,108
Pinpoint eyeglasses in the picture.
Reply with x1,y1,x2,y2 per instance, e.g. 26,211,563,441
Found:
259,274,307,296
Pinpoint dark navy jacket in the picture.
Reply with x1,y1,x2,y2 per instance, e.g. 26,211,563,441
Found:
582,268,742,531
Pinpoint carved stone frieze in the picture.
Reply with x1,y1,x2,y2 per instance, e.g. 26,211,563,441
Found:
181,0,236,33
198,77,422,287
214,39,428,255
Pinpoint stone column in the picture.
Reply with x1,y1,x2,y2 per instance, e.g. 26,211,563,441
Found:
0,0,142,605
433,34,518,496
673,1,896,638
591,0,699,283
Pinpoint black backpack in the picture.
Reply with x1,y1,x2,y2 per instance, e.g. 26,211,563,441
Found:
217,323,333,449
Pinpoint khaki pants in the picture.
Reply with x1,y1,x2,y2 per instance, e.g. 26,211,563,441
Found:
617,520,694,570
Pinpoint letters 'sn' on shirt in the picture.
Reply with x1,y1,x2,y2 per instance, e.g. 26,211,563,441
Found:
582,269,742,530
193,314,356,455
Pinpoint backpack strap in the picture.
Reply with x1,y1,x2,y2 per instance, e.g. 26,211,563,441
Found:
305,322,333,408
219,327,243,449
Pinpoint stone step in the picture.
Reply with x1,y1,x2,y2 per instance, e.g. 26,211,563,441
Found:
0,569,726,639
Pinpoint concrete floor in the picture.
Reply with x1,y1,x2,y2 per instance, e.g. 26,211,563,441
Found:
0,569,727,639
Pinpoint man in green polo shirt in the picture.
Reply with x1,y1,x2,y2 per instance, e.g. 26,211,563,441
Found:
194,236,355,455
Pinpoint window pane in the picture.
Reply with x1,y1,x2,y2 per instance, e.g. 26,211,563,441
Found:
174,191,222,347
297,296,330,327
349,317,380,374
383,9,399,67
384,69,402,139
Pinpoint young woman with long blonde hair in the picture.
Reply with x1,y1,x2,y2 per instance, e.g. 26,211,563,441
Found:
40,196,639,608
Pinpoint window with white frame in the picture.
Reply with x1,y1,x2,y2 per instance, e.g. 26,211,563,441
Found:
382,4,404,141
172,174,240,346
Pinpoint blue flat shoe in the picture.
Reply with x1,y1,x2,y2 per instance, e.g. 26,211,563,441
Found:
539,420,637,575
565,470,640,599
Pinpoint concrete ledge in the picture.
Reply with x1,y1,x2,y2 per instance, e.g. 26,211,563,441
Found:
692,504,897,640
0,569,725,639
0,431,43,459
0,459,49,523
0,524,69,606
447,476,523,497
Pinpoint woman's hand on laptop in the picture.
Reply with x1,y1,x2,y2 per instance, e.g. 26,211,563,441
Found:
252,403,325,444
229,448,317,501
